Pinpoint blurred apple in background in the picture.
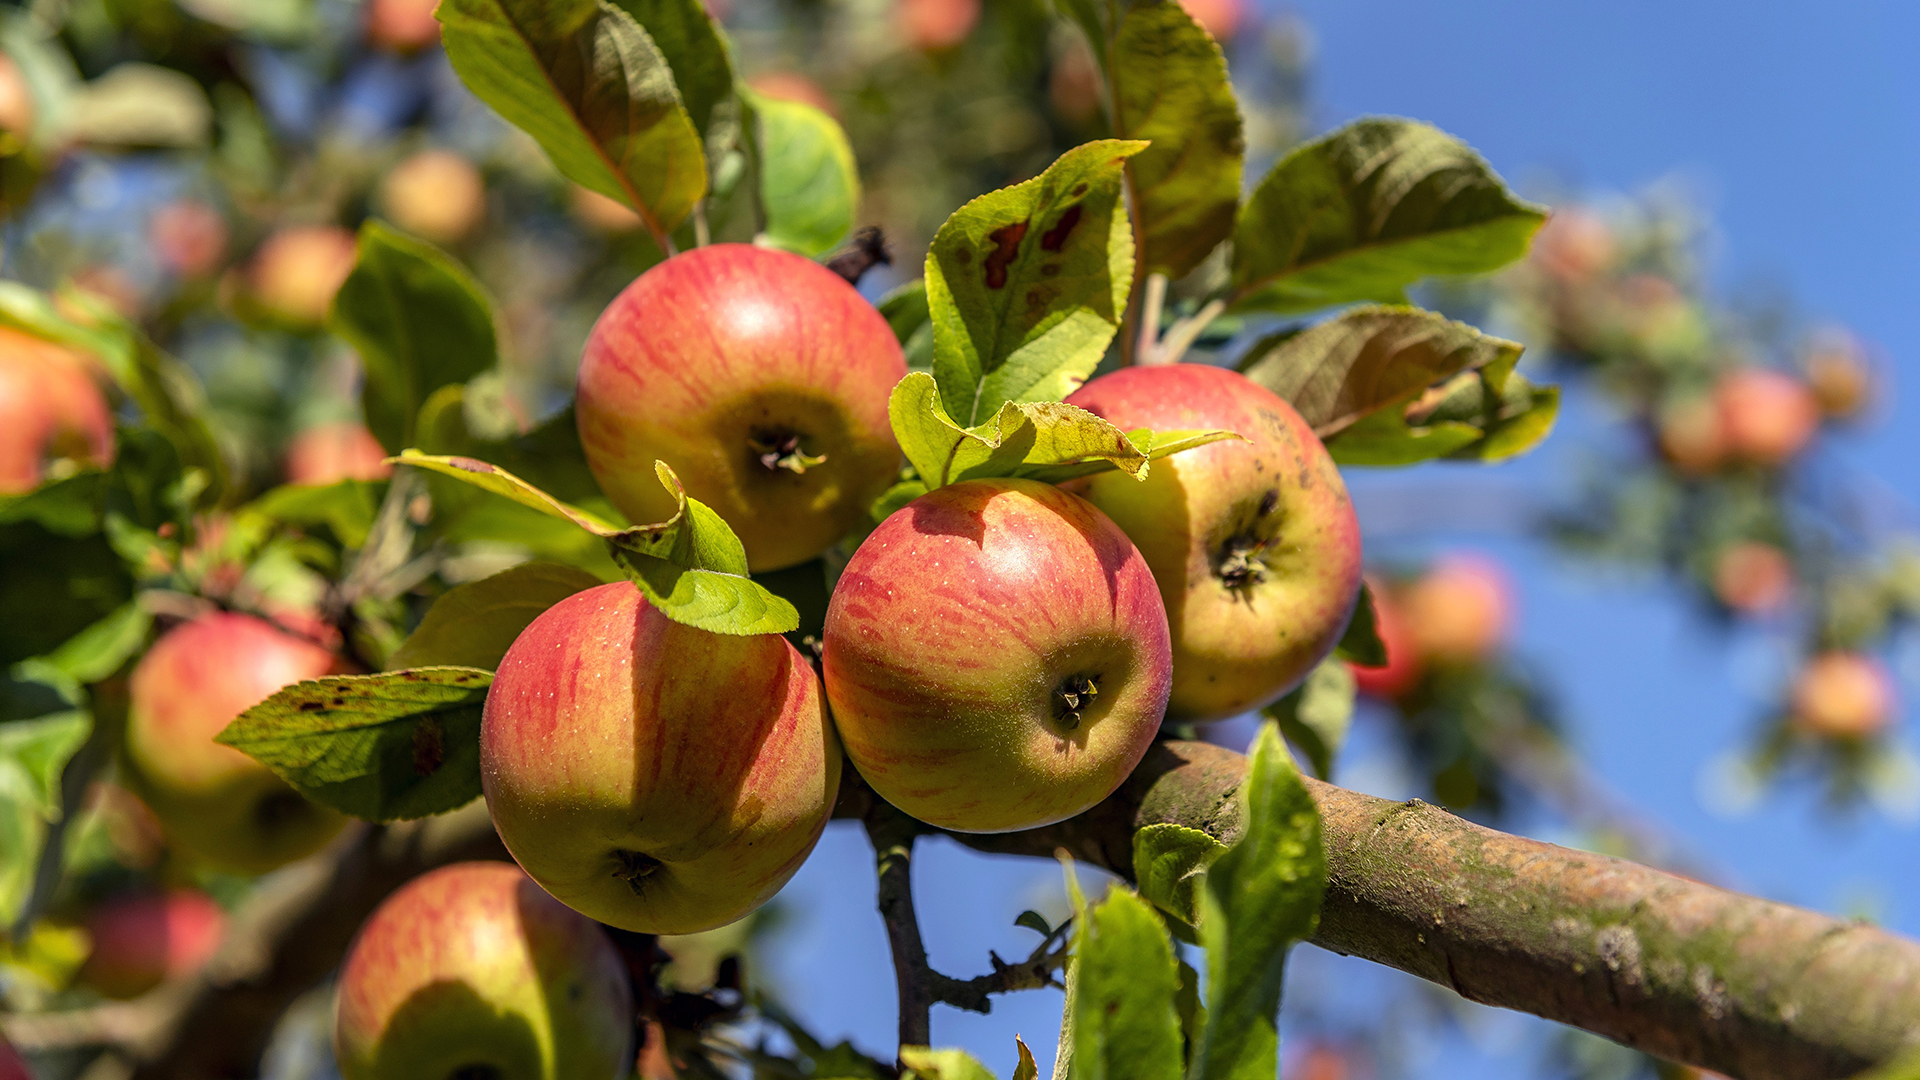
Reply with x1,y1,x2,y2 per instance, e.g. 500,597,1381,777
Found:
1533,207,1617,284
0,327,116,494
571,185,644,233
0,1035,30,1080
746,72,837,117
1349,579,1422,701
366,0,441,53
1714,367,1819,468
380,149,487,245
1803,331,1874,420
1178,0,1245,42
249,226,357,327
896,0,980,51
0,54,33,139
150,200,228,279
1654,394,1726,477
1402,555,1512,666
285,421,393,485
1790,651,1896,740
1048,40,1103,124
1712,540,1792,615
79,888,227,999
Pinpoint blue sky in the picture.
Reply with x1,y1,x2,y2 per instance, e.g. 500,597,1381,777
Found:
757,2,1920,1076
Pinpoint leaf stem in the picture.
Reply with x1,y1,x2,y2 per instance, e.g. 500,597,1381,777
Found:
1150,299,1226,367
1135,272,1168,365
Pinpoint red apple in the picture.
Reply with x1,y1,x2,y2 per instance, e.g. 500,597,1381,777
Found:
285,421,393,485
1715,367,1819,468
0,1036,28,1080
1654,394,1726,477
1349,578,1422,701
249,226,358,328
896,0,980,50
334,861,633,1080
1063,364,1363,722
79,888,226,999
1402,555,1511,666
150,200,228,279
0,326,116,494
1803,332,1873,420
745,72,838,117
380,149,487,245
123,613,349,873
482,583,840,934
822,478,1172,832
1790,652,1896,740
1178,0,1245,41
366,0,441,53
1533,208,1616,284
575,244,906,572
1712,541,1792,615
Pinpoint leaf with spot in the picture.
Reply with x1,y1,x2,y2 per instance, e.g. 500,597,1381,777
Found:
215,667,494,822
328,221,499,453
1062,859,1184,1080
1263,659,1355,781
390,562,604,671
438,0,706,244
747,89,859,257
1230,118,1546,314
396,452,797,635
926,139,1146,426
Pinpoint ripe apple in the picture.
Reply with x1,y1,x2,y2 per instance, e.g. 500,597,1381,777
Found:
575,244,906,572
79,888,226,999
822,478,1172,832
1714,367,1819,468
1063,364,1363,722
1178,0,1245,41
249,226,358,328
1654,394,1725,477
896,0,980,51
1349,578,1421,701
1804,332,1872,419
1533,207,1616,284
0,54,33,139
150,200,228,279
366,0,441,53
334,861,633,1080
285,421,393,485
380,150,487,245
1712,541,1792,615
1790,651,1896,740
1401,555,1511,666
482,582,840,934
0,1035,27,1080
123,613,349,873
0,326,116,494
745,72,838,117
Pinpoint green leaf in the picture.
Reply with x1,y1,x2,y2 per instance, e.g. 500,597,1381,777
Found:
1131,822,1226,928
388,562,604,671
0,662,89,818
606,0,733,142
1230,118,1547,314
926,139,1146,426
216,667,494,822
748,90,859,257
1063,864,1184,1080
251,479,384,549
888,371,1240,490
1322,348,1559,467
397,453,798,635
1263,660,1355,782
0,470,107,536
1014,909,1054,937
900,1047,997,1080
329,221,499,453
1238,305,1525,438
438,0,707,241
1013,1037,1039,1080
1109,1,1243,279
1192,722,1326,1080
44,602,151,684
1332,582,1385,667
879,280,936,371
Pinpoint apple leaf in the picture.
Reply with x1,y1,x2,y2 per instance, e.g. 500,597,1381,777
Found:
1264,659,1356,782
0,662,91,818
1323,351,1560,466
1332,581,1386,667
1230,118,1547,314
250,479,384,549
396,452,799,635
888,371,1241,490
438,0,706,242
899,1047,996,1080
1191,721,1326,1080
0,470,108,537
1238,305,1525,438
1132,822,1227,929
878,279,936,371
1014,909,1054,937
926,139,1146,426
1062,860,1184,1080
1012,1037,1039,1080
328,221,499,454
747,90,859,258
388,562,604,671
1107,0,1244,279
42,602,151,685
607,0,732,142
216,667,493,822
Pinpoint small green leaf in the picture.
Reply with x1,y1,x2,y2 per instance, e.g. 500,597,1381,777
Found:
1131,822,1227,928
1238,305,1524,438
44,603,151,684
927,139,1147,426
1191,722,1327,1080
1230,118,1546,314
216,667,495,822
748,89,859,257
1015,909,1054,937
1332,582,1385,667
329,221,499,453
0,470,107,536
900,1047,997,1080
1063,865,1184,1080
438,0,707,242
0,662,90,818
251,479,384,549
1263,660,1355,782
389,562,604,671
1012,1037,1039,1080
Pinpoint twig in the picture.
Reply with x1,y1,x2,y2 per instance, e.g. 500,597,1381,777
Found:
863,798,935,1050
1135,272,1168,365
1150,299,1227,367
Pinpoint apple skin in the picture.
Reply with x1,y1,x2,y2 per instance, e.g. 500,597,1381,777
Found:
1790,652,1896,740
250,226,358,328
1714,367,1819,468
334,861,633,1080
380,150,487,245
0,327,116,494
896,0,980,50
123,613,349,874
1713,541,1792,615
1062,364,1363,723
285,421,394,485
0,1036,28,1080
366,0,441,53
481,582,840,934
1349,578,1421,701
150,200,228,279
822,478,1171,833
576,244,907,573
1401,555,1511,666
0,53,33,138
79,888,226,1000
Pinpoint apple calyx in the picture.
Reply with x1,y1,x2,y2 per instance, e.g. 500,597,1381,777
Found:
1216,535,1272,590
749,429,829,474
1052,674,1101,730
613,849,665,894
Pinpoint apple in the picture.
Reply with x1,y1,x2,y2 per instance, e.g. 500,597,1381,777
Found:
366,0,441,53
285,421,394,485
150,200,228,279
0,53,33,139
571,185,645,233
1292,1042,1354,1080
575,244,906,572
481,582,840,934
745,72,837,117
1712,541,1792,615
0,1036,27,1080
1063,364,1363,722
896,0,980,51
249,225,358,328
79,888,226,999
1349,578,1421,701
1178,0,1245,42
0,326,116,494
1803,333,1872,419
1714,367,1818,468
1532,208,1616,284
822,477,1172,832
334,861,633,1080
1790,651,1896,740
1048,40,1102,125
1401,555,1511,666
123,613,349,873
1654,394,1725,477
380,150,487,245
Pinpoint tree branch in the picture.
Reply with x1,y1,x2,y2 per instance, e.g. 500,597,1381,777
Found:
862,797,935,1051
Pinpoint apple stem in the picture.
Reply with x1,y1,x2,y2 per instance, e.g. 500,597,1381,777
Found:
749,431,829,475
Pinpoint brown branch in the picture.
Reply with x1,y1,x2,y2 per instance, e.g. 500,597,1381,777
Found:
862,795,935,1051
